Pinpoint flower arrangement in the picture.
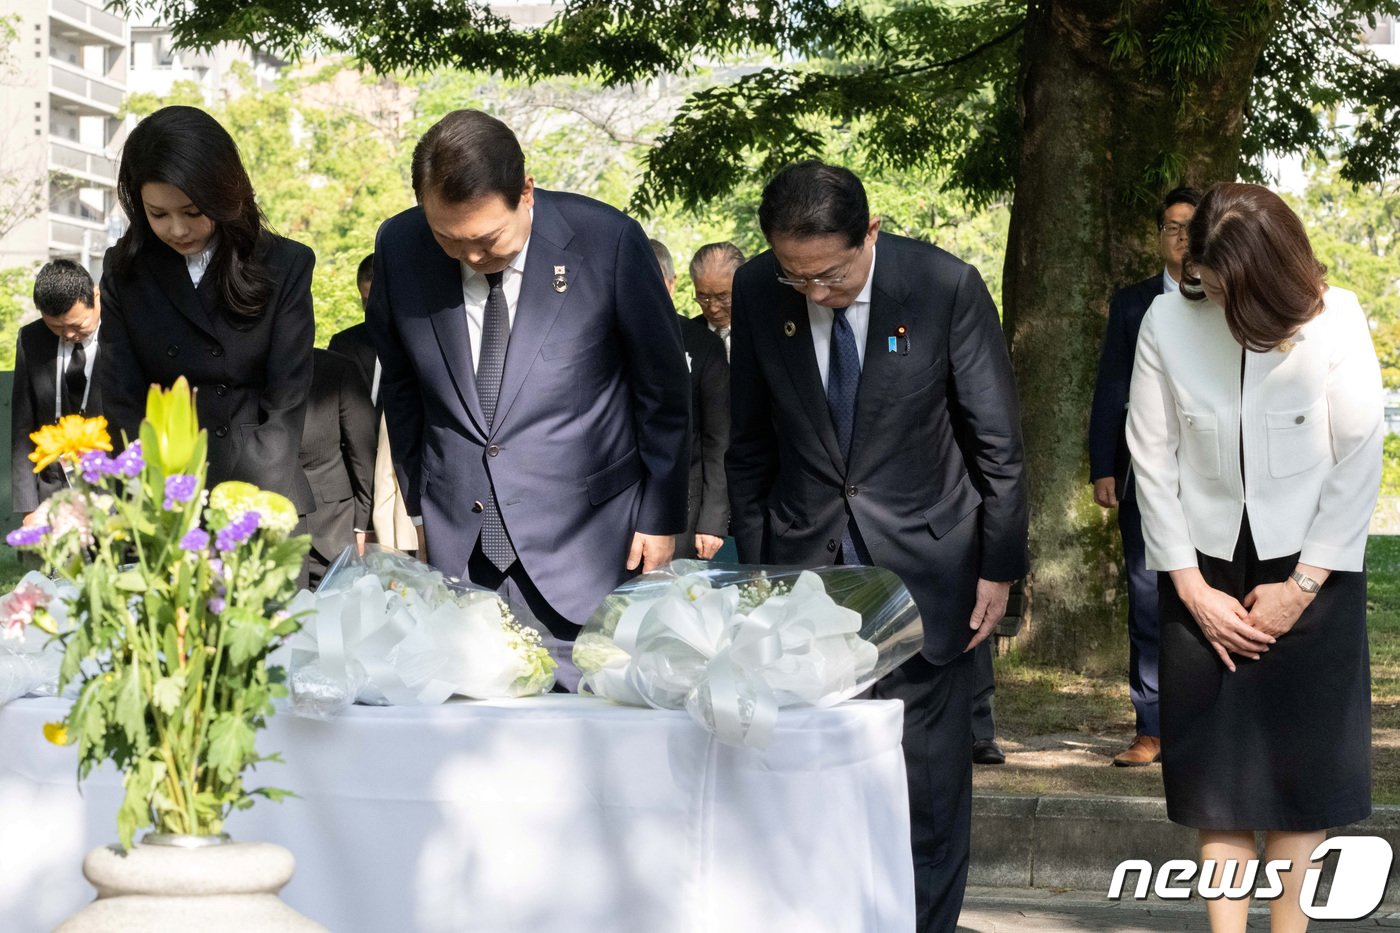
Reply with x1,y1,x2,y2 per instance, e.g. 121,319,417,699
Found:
5,379,309,848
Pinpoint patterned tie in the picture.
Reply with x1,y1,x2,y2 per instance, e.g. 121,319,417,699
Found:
63,341,87,416
826,307,859,460
827,307,864,563
477,270,517,570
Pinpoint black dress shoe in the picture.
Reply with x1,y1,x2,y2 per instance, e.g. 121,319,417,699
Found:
972,738,1006,765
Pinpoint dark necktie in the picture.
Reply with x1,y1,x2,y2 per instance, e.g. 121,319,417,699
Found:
826,307,865,564
63,341,87,416
477,270,517,570
826,307,859,460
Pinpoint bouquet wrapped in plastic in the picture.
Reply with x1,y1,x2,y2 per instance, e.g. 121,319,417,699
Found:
573,561,923,748
0,571,76,706
285,546,556,718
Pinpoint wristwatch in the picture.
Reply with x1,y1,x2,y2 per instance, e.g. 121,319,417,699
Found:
1289,570,1322,595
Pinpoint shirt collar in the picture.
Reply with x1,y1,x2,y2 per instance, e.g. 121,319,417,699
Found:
1162,266,1179,294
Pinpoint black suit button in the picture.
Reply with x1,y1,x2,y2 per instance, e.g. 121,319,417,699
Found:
826,539,837,553
487,445,500,457
214,426,228,438
216,384,228,397
166,344,179,357
846,485,858,497
209,345,224,357
472,500,485,513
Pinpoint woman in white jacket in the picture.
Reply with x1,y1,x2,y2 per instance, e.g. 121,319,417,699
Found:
1127,183,1383,933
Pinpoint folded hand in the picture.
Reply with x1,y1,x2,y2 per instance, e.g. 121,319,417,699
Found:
1182,583,1273,672
1242,581,1312,640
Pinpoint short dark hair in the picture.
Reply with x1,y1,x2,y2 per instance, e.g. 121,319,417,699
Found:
1186,182,1326,351
689,242,746,280
1156,186,1203,228
357,253,374,286
33,259,95,317
758,161,869,249
412,110,526,207
111,105,272,319
648,239,675,284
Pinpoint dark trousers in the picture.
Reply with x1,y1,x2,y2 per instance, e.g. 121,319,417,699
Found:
467,545,584,692
1119,479,1160,737
869,650,975,933
971,640,996,742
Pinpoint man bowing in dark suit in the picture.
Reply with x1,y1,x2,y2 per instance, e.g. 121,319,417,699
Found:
727,161,1029,933
367,110,690,688
1088,185,1200,767
10,260,103,523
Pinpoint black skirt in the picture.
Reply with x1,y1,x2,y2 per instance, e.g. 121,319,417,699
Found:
1158,519,1371,831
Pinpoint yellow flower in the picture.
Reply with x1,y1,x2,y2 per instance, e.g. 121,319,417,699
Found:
43,721,70,746
29,415,113,473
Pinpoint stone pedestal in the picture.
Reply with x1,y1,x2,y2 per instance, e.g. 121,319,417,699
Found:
54,840,328,932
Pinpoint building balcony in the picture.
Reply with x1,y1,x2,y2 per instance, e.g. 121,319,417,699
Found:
49,61,123,117
49,212,109,257
49,139,118,186
49,0,126,48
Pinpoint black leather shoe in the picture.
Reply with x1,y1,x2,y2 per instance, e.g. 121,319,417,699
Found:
972,738,1006,765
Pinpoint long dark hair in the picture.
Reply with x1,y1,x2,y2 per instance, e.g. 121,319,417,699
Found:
111,106,273,319
1186,183,1326,351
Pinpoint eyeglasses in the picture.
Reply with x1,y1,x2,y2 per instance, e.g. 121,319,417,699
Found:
1160,222,1190,239
695,293,731,308
775,250,861,289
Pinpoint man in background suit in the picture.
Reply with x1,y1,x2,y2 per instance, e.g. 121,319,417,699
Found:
690,242,743,362
10,260,103,522
649,238,730,559
328,254,380,410
299,347,377,587
1088,185,1201,767
727,161,1029,933
368,110,690,688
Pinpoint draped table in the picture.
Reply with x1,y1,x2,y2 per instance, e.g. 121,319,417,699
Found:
0,695,914,933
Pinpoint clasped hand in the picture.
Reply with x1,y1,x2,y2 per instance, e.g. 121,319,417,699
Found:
1179,579,1312,672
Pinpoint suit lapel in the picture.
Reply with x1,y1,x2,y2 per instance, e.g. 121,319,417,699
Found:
31,326,60,421
423,241,488,438
849,243,908,468
772,288,845,472
491,193,577,431
148,244,216,336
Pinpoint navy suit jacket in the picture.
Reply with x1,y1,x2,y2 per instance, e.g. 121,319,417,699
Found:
367,189,690,626
10,321,104,513
727,233,1029,665
1089,274,1164,491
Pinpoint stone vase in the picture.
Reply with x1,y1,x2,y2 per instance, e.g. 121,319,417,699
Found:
53,836,328,932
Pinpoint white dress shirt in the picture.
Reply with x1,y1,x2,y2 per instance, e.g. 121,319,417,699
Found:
1127,286,1383,572
186,244,215,286
52,326,99,420
1162,266,1180,294
460,237,532,372
810,247,877,392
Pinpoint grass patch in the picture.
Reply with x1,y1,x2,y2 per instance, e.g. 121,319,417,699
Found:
0,545,21,592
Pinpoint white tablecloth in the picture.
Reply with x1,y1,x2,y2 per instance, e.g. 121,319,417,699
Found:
0,696,914,933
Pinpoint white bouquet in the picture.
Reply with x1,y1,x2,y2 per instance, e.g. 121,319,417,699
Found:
574,562,923,748
0,571,76,706
286,546,555,718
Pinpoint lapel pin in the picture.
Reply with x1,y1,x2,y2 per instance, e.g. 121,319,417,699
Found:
552,265,568,293
783,320,796,337
893,324,910,355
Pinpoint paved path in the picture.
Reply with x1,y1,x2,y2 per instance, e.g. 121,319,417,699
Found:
958,887,1400,931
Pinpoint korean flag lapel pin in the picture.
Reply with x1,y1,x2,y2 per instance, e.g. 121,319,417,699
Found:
552,265,568,293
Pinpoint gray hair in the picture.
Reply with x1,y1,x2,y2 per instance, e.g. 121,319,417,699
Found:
689,242,745,279
648,238,675,285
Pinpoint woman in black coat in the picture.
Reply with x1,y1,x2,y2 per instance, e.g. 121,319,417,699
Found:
99,105,315,515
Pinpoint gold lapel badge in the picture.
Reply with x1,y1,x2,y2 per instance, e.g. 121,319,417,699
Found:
783,320,796,337
552,264,568,293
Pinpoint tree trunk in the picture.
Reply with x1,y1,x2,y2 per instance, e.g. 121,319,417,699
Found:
1002,0,1275,665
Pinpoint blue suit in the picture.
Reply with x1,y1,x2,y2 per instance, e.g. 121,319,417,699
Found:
367,189,690,634
1089,273,1164,737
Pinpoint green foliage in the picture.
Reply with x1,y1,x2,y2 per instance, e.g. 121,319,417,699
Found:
0,264,38,369
13,381,309,849
1384,434,1400,496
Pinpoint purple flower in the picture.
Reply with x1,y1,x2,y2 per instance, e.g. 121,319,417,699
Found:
206,596,227,615
215,511,261,552
6,525,50,547
79,449,117,484
179,527,210,552
113,442,144,478
163,474,198,510
208,558,226,577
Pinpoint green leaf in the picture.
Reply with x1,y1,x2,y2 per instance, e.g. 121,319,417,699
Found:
248,786,297,803
206,714,256,784
150,674,187,715
114,571,148,593
226,614,273,667
113,665,146,750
